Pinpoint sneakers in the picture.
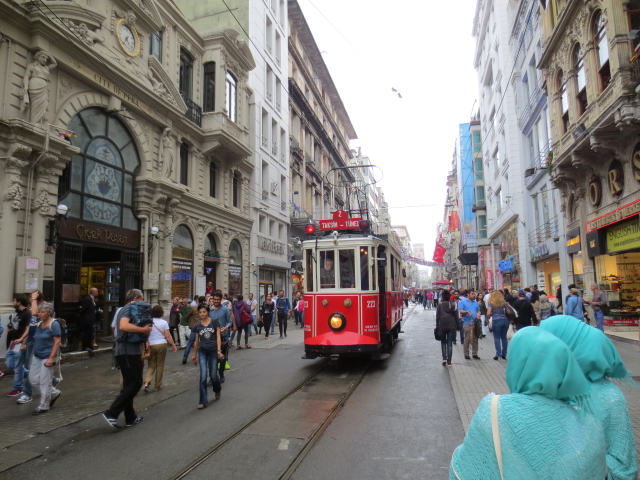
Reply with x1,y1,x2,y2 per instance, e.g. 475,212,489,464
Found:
197,404,206,410
17,394,32,404
279,335,283,339
447,362,452,367
32,407,49,415
442,360,446,366
103,412,121,429
7,389,23,397
125,416,143,427
49,391,61,408
182,358,187,365
493,356,499,361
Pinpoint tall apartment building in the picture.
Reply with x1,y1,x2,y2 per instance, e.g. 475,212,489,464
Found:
473,0,534,291
175,0,291,302
287,0,358,291
539,0,640,323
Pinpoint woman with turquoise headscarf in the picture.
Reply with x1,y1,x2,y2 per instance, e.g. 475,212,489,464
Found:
540,315,638,480
450,327,606,480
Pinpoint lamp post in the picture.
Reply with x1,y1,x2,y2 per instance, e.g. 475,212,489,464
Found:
47,204,69,250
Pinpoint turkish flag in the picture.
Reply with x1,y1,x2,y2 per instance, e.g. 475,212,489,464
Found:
433,243,446,264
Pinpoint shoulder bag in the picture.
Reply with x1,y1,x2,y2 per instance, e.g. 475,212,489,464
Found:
504,303,518,322
450,395,504,480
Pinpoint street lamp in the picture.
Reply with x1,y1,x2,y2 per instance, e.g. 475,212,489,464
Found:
148,226,160,257
47,204,69,249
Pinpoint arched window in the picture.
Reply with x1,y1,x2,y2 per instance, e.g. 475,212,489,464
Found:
204,233,218,291
179,48,194,99
60,108,140,230
204,234,218,257
225,72,237,122
203,62,216,113
594,12,610,91
172,225,194,299
558,70,569,134
228,239,242,297
574,45,587,115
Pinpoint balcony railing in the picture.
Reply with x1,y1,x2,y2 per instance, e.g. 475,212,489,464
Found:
528,216,559,246
276,101,281,111
525,138,553,185
262,136,268,148
272,142,278,155
262,189,268,200
281,152,285,163
266,44,272,54
281,201,286,211
180,91,202,127
518,76,545,129
266,91,272,102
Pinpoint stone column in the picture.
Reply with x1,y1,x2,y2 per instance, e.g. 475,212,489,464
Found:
29,156,58,264
0,145,31,308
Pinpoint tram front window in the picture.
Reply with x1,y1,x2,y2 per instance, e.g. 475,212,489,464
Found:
339,249,356,288
320,251,336,288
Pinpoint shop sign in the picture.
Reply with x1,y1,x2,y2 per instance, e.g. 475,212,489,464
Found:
485,269,494,290
603,318,639,327
588,176,602,207
587,198,640,231
229,265,242,277
550,272,562,291
606,218,640,253
530,244,549,261
607,160,625,198
58,218,140,249
566,227,581,254
586,229,607,257
537,270,546,290
498,259,513,272
257,235,285,255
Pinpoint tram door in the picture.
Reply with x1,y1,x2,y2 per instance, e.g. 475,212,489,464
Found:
377,247,388,334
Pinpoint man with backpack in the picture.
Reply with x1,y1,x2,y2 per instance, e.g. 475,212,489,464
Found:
103,289,152,429
275,290,291,339
231,295,252,349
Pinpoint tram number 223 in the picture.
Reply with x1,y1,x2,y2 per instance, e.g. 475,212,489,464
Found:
366,300,376,308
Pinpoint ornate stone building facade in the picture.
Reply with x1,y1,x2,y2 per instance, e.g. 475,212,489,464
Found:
0,0,256,348
540,0,640,319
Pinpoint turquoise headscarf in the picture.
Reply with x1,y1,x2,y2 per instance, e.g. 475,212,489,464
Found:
539,315,627,381
506,327,591,402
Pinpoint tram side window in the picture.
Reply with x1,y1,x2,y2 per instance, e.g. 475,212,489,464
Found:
360,246,369,290
320,250,336,288
305,249,314,292
339,249,356,288
371,246,376,290
390,256,396,290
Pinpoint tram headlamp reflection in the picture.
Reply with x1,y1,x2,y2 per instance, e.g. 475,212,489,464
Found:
328,313,347,332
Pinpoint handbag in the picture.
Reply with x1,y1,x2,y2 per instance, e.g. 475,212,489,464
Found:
474,320,483,338
504,304,517,322
434,325,443,341
506,324,516,341
451,395,503,480
600,304,610,316
141,345,151,360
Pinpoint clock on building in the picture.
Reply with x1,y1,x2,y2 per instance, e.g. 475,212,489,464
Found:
116,18,140,57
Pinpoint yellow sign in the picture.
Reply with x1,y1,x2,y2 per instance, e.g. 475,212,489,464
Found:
606,218,640,253
566,236,580,247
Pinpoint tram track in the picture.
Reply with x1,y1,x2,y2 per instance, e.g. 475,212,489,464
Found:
168,360,372,480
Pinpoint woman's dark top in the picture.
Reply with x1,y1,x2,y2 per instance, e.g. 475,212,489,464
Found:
436,301,458,330
262,301,275,318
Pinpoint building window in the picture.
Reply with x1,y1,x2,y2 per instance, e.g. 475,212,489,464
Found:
179,48,194,99
259,215,265,233
149,31,162,61
558,71,569,134
203,62,215,113
474,158,483,180
226,72,237,122
594,12,610,91
228,239,242,298
574,45,588,116
232,170,240,208
478,215,487,239
180,143,189,186
209,161,217,197
473,131,481,152
476,186,485,206
60,108,141,230
172,225,194,299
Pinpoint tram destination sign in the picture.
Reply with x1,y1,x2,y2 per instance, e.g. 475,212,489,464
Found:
319,210,362,231
58,219,140,249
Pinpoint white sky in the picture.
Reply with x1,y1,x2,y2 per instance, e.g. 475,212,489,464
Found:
297,0,478,259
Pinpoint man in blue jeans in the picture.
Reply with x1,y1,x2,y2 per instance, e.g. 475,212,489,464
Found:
588,283,607,332
6,295,31,397
458,290,481,360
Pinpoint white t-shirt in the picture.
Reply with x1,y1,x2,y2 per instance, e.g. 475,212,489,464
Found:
249,299,258,316
149,318,169,345
111,307,123,330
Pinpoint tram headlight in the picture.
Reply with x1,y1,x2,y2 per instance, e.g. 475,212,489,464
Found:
328,312,347,332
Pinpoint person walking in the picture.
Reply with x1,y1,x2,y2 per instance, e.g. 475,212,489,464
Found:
80,287,100,352
181,298,199,364
459,290,481,360
513,289,536,330
588,283,607,332
539,293,552,320
297,292,305,328
486,290,509,360
565,288,585,321
436,290,458,367
541,316,638,480
262,294,275,339
247,293,258,336
6,294,31,397
192,305,224,409
293,291,302,325
275,290,291,339
451,290,462,345
169,297,182,347
433,289,440,308
143,305,177,393
530,290,541,325
208,292,233,382
503,287,516,305
232,295,252,349
450,327,607,480
103,289,151,428
29,303,62,415
426,290,434,310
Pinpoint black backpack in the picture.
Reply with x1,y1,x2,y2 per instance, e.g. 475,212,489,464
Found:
116,301,153,344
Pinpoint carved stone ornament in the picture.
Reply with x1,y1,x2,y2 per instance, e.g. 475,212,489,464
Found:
20,50,57,126
3,180,23,211
159,127,175,178
55,18,105,46
221,48,247,82
150,194,168,211
146,71,176,106
31,189,51,216
167,198,180,215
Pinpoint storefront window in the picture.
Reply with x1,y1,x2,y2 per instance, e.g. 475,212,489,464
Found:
228,239,242,298
594,252,640,312
60,108,140,230
572,253,585,291
172,225,194,299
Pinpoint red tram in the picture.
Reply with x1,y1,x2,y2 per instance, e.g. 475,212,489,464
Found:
301,233,404,361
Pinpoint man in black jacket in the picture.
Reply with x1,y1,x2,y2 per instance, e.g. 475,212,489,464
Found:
80,288,100,352
503,288,516,306
512,290,535,330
